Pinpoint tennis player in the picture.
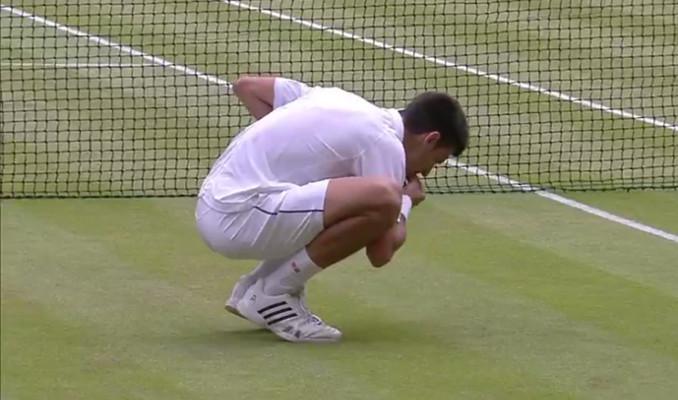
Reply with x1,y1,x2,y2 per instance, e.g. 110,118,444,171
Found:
196,76,468,342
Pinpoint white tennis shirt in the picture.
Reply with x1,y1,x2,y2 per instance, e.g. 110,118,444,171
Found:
199,78,406,212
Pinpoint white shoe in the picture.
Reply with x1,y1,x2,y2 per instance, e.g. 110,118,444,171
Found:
236,279,342,343
225,273,256,320
225,274,319,323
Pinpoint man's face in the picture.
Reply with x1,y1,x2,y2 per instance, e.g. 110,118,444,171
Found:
405,131,454,178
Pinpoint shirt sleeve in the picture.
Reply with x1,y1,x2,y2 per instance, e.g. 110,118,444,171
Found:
273,78,312,109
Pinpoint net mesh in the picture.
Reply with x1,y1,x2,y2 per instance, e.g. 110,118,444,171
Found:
1,1,676,197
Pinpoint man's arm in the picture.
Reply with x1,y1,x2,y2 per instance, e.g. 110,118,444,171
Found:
231,76,276,120
232,76,312,120
365,177,424,267
365,220,407,267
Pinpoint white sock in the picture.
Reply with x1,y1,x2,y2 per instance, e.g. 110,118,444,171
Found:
246,259,284,281
261,248,322,296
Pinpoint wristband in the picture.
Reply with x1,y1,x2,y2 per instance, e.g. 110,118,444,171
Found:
399,195,413,222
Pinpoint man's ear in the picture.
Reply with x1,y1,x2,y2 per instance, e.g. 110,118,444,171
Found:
425,131,441,146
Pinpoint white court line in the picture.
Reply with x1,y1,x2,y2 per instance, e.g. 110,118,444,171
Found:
447,160,678,243
2,5,676,243
0,5,232,89
222,0,678,133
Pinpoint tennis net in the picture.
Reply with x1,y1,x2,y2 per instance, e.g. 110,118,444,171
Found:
1,1,676,197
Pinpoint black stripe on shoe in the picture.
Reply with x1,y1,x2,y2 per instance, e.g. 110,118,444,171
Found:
257,301,287,314
262,307,293,320
268,313,298,326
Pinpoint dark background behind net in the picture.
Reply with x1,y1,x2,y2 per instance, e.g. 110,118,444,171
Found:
1,0,676,198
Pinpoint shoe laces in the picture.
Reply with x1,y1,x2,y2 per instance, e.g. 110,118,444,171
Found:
293,288,323,323
306,314,323,325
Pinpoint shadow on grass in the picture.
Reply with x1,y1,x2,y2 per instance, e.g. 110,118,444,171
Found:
171,309,448,350
193,327,286,346
219,316,441,346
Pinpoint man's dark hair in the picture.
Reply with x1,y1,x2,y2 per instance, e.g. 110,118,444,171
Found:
401,92,469,157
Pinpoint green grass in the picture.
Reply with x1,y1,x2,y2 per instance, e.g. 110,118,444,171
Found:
2,195,677,399
1,1,677,398
566,191,678,234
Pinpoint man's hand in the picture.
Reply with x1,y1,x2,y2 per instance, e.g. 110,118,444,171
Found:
404,174,426,206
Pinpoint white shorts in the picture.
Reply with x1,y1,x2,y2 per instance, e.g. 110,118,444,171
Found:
195,180,328,260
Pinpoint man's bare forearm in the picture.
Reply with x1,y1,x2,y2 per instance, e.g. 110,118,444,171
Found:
365,221,407,267
232,76,276,120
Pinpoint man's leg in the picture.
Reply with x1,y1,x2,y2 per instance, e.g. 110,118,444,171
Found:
259,176,401,296
233,177,402,342
228,175,401,297
309,177,402,267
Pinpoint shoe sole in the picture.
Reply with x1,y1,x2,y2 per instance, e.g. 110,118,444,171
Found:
224,304,246,319
273,330,342,343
